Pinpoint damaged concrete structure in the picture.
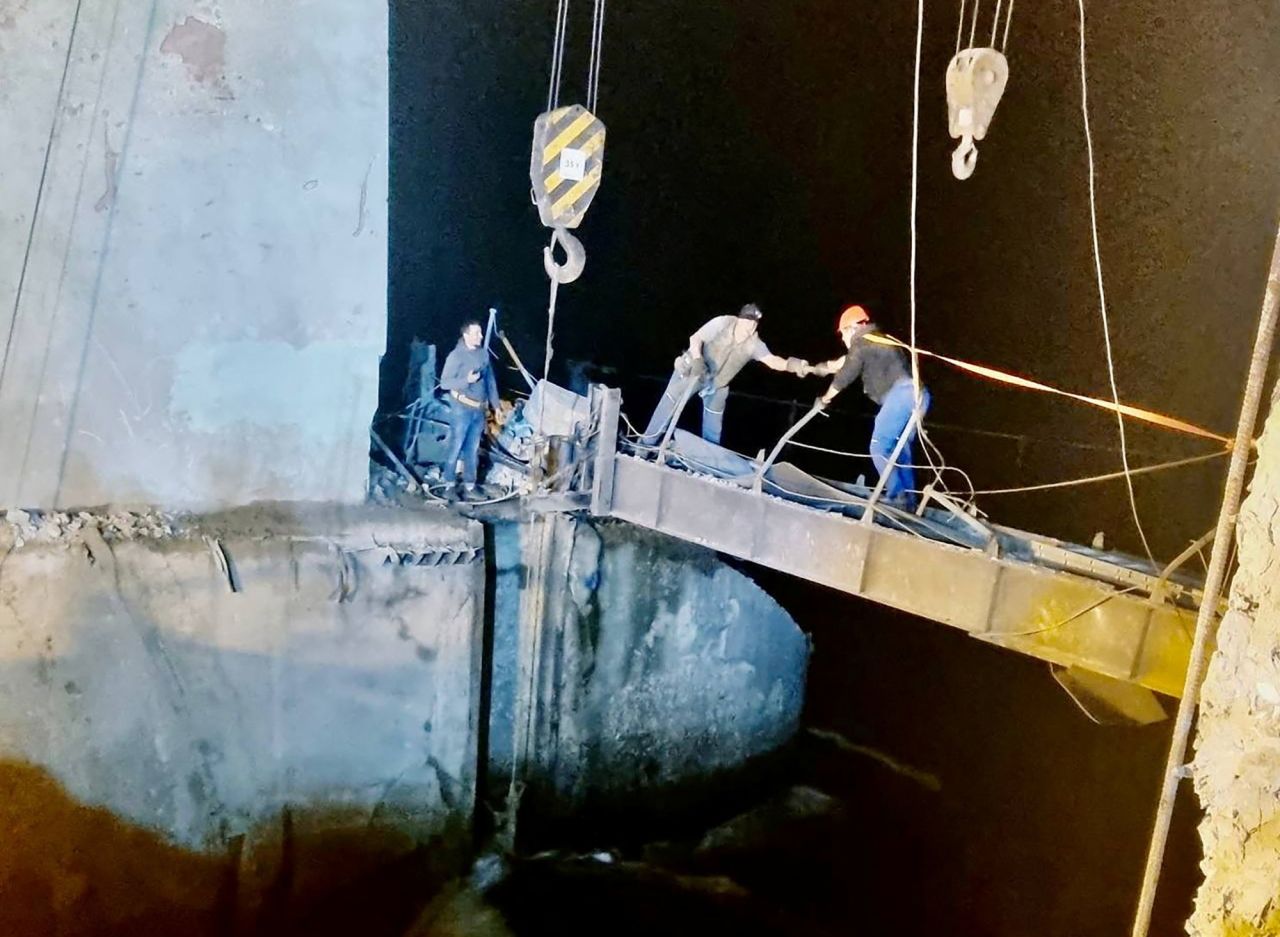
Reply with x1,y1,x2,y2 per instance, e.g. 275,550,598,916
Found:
0,504,807,853
1190,383,1280,937
0,0,387,507
489,516,809,836
0,504,487,846
0,1,810,905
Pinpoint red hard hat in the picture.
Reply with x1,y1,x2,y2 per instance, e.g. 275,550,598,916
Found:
838,305,871,332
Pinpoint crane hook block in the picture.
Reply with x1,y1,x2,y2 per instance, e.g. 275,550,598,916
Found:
543,227,586,285
530,104,607,229
945,48,1009,180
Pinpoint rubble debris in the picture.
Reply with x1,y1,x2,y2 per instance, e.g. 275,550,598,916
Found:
370,462,417,504
372,428,423,492
1,507,178,549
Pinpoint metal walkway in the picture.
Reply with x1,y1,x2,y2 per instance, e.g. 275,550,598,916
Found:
581,387,1202,700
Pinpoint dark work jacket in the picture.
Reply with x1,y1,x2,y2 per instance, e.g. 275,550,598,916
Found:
439,340,499,407
830,326,912,405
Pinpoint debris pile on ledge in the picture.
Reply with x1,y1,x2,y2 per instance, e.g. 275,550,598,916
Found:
1,508,178,549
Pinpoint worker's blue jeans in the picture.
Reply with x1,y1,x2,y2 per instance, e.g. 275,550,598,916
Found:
444,399,486,485
642,372,730,446
871,379,931,502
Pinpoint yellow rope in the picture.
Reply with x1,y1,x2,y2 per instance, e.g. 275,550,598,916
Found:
864,333,1233,446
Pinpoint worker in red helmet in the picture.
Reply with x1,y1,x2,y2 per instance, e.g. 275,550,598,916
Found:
811,305,931,507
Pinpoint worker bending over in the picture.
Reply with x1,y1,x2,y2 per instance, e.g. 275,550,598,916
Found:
813,305,931,507
439,319,499,499
643,303,810,446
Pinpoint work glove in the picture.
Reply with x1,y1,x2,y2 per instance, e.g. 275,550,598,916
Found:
813,396,829,411
676,354,706,380
784,357,811,376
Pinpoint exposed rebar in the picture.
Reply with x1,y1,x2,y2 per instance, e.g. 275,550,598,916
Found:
1130,216,1280,937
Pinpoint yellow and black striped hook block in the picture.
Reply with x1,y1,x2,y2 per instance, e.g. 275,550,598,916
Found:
529,104,606,229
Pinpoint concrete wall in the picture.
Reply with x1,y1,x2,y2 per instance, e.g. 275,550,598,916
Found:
0,503,483,848
0,1,387,509
1190,384,1280,937
490,515,810,837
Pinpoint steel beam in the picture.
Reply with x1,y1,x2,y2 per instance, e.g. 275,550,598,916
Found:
605,455,1194,698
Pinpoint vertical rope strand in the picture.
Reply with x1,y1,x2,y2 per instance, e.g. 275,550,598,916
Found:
546,0,569,112
588,0,606,111
586,0,600,111
1077,0,1157,567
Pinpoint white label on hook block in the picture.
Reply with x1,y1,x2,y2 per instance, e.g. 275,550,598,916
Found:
559,148,587,182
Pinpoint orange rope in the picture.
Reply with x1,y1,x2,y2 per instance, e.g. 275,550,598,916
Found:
864,333,1232,445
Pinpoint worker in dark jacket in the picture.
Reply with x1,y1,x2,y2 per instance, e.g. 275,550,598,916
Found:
642,303,811,446
814,305,931,506
438,320,499,498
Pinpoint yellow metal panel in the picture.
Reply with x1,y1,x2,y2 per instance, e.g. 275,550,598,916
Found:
544,130,607,191
541,111,597,166
551,164,603,216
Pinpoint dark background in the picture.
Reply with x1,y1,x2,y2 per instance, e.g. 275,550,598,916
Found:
388,1,1279,934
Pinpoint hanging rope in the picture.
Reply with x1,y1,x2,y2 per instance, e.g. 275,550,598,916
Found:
539,226,586,387
586,0,606,112
957,0,1012,53
863,0,927,520
1076,0,1157,567
546,0,570,112
862,332,1232,445
971,450,1230,496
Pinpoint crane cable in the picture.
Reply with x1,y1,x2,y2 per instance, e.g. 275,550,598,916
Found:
545,0,569,112
539,0,607,392
1077,0,1158,569
587,0,607,113
956,0,1014,53
863,0,927,522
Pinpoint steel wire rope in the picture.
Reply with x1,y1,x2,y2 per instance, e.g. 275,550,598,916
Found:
970,449,1232,495
863,0,931,518
1077,0,1157,568
782,437,977,499
546,0,570,111
587,0,606,112
0,0,86,403
983,586,1142,639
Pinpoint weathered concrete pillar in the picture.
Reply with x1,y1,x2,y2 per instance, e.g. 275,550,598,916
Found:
1190,385,1280,936
489,515,810,846
0,504,485,848
0,1,387,508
